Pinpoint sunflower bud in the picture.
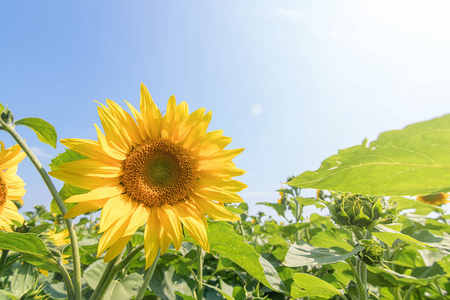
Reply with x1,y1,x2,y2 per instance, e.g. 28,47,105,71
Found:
1,107,14,124
358,239,384,266
327,192,397,229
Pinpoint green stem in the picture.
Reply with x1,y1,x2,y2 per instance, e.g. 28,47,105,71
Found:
346,259,367,300
0,250,8,273
56,262,75,300
135,248,161,300
197,245,205,300
0,122,82,300
403,285,416,300
294,199,300,244
115,244,144,270
89,245,144,300
89,254,123,300
239,220,246,241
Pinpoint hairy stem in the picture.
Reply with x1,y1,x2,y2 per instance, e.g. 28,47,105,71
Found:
135,248,160,300
0,122,82,300
197,245,205,300
346,259,367,300
56,261,75,300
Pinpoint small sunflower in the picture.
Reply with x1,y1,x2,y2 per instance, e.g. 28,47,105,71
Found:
417,193,449,206
50,84,246,268
46,229,70,264
47,229,70,247
0,142,26,232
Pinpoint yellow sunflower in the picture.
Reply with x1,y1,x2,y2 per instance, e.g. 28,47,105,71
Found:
417,193,449,206
0,142,26,232
50,84,246,268
46,229,70,265
47,229,70,247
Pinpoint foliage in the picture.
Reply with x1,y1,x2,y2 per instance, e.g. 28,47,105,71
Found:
0,105,449,299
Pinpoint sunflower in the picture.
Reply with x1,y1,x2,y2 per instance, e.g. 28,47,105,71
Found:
50,84,246,268
46,229,70,264
417,193,449,206
47,229,70,247
0,142,26,232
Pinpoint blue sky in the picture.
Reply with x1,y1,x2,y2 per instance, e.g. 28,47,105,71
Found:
1,1,450,216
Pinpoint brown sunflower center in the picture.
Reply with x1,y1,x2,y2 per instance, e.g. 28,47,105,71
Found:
122,139,197,208
0,174,8,207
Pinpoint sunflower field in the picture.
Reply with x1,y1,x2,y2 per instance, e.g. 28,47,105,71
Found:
0,87,449,300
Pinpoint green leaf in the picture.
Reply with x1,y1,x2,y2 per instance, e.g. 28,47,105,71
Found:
83,260,106,290
187,222,287,293
28,223,50,235
15,117,57,148
289,114,450,196
11,263,37,298
201,282,234,300
0,232,59,271
0,290,18,300
104,273,144,300
43,282,67,300
295,197,320,206
257,202,286,218
390,196,444,215
50,183,88,214
0,103,4,114
373,224,432,247
309,229,354,252
149,264,194,300
367,265,438,287
283,244,364,267
50,148,88,171
49,148,90,213
291,273,341,298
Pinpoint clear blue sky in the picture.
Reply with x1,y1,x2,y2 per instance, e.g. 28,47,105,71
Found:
2,1,450,216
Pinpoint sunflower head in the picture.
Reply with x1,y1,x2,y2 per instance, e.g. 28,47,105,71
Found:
417,193,449,206
327,192,397,229
0,142,26,232
358,239,384,266
50,84,246,268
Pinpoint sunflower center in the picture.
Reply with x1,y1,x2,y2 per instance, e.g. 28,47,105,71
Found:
122,139,197,208
0,174,7,207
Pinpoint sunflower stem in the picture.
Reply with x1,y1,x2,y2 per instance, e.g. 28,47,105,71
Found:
89,253,123,300
135,248,160,300
196,245,205,300
56,261,75,300
346,258,367,300
0,122,82,300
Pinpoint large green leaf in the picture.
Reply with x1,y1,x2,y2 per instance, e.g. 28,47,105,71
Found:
10,263,37,298
283,244,364,267
0,232,59,271
290,273,341,299
309,229,354,252
15,117,57,148
373,225,431,247
104,274,144,300
390,196,444,215
149,264,194,300
187,222,287,293
257,202,286,218
289,114,450,196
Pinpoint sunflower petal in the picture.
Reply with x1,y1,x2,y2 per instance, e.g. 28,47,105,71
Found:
64,199,108,219
173,202,209,252
192,194,240,222
144,208,161,269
